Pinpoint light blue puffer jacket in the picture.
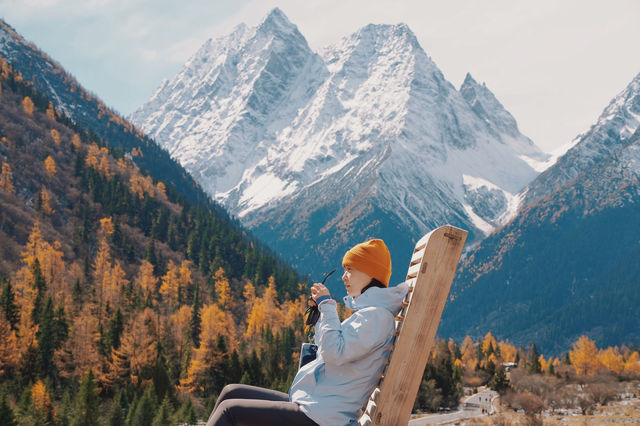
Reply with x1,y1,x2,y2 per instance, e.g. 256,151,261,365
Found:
289,282,409,426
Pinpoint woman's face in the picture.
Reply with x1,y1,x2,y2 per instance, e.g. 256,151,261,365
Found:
342,265,372,297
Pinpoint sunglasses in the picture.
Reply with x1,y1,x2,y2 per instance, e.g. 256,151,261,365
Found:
305,269,336,327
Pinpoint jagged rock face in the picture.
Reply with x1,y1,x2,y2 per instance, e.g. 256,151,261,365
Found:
131,8,548,291
440,74,640,354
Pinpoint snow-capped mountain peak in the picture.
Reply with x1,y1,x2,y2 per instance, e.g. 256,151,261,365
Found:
522,71,640,205
258,7,298,35
130,9,549,286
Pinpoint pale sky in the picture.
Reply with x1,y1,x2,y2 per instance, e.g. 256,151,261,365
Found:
1,0,639,152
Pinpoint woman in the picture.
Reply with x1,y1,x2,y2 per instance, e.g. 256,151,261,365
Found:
206,239,408,426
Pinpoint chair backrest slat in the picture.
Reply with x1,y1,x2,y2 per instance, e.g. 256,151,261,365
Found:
358,225,467,426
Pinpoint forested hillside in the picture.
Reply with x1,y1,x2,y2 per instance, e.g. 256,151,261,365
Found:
0,55,312,424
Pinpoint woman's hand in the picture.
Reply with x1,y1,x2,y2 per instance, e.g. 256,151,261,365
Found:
311,282,330,301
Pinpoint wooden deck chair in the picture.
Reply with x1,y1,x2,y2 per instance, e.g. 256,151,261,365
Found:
358,225,467,426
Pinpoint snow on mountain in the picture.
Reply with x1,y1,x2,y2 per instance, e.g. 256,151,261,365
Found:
130,8,328,199
131,9,549,284
522,71,640,205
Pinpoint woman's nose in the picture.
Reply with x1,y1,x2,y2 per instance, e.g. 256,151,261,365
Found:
342,271,347,281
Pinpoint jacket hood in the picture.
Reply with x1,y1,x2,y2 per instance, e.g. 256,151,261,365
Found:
343,281,409,314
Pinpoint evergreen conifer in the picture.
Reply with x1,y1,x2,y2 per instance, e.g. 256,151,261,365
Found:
71,368,100,426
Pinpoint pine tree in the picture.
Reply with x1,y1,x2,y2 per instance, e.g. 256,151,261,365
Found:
57,390,73,426
152,395,173,426
131,385,157,426
71,368,100,426
31,258,46,322
527,344,541,374
489,366,510,394
174,397,197,425
106,308,124,350
0,389,17,426
36,296,68,379
105,390,125,426
190,286,202,349
228,350,243,384
0,280,19,328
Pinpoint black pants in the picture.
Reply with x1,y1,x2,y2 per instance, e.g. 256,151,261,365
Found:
206,384,318,426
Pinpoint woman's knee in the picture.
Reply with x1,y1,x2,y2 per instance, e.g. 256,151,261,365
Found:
218,384,244,402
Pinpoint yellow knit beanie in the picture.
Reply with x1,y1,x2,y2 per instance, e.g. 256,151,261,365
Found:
342,239,392,286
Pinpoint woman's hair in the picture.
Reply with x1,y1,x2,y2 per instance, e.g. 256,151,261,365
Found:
361,278,386,294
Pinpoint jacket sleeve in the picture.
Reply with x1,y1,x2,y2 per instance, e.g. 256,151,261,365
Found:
314,300,393,366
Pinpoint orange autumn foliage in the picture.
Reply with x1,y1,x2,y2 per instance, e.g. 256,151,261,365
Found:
22,96,34,115
570,335,600,376
0,162,14,194
136,260,158,298
44,155,57,174
55,305,101,381
50,128,61,145
0,315,19,375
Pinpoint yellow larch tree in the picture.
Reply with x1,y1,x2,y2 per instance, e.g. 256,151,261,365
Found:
50,128,61,145
85,143,101,169
181,303,235,393
170,305,192,356
570,335,600,376
71,133,82,149
39,187,54,215
44,156,57,175
262,276,284,332
54,304,101,381
45,102,56,121
538,354,549,373
16,311,38,366
12,266,37,321
141,175,155,196
93,218,114,315
136,260,158,299
481,332,498,357
598,347,624,375
156,181,167,201
0,162,14,194
624,352,640,377
159,260,180,305
21,220,44,269
200,303,236,351
37,239,65,304
129,173,145,199
245,303,266,339
22,96,34,115
19,221,65,298
0,315,19,375
213,267,232,311
31,380,56,424
243,281,256,312
98,154,112,178
461,335,478,370
178,260,193,301
105,260,127,310
108,308,158,386
498,340,517,364
117,158,128,173
281,294,307,332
